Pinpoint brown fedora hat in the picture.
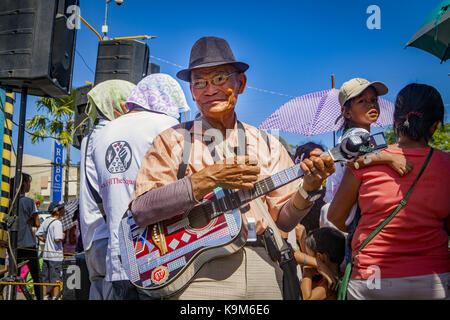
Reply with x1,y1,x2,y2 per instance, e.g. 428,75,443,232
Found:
176,36,249,82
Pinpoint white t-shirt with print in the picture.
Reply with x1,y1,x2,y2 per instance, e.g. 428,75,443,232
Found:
36,217,64,261
91,111,178,282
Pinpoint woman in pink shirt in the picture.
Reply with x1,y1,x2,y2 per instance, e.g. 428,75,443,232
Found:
329,83,449,300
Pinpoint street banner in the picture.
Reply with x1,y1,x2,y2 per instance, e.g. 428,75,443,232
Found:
51,140,64,201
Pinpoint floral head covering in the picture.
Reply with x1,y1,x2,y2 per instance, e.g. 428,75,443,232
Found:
126,73,190,119
86,79,136,121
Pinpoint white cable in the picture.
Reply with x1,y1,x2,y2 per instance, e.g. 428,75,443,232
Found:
150,55,295,98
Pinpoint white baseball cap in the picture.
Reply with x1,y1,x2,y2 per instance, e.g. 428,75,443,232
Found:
338,78,388,107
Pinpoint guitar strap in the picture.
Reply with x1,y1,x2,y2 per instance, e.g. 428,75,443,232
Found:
177,121,195,180
176,120,300,299
177,120,253,179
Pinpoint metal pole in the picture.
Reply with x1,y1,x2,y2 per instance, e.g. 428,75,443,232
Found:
332,74,336,146
103,0,110,39
64,144,70,202
0,91,14,271
6,87,27,300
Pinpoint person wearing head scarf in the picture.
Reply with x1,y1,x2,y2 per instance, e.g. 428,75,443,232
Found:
126,73,190,119
79,79,136,300
90,73,190,300
86,79,136,122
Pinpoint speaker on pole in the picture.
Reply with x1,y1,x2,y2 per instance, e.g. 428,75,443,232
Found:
94,39,149,85
148,62,160,75
72,84,93,150
0,0,78,98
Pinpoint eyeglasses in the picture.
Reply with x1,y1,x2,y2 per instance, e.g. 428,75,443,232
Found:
191,72,237,89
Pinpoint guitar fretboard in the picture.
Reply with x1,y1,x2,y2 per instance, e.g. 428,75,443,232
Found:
204,163,303,219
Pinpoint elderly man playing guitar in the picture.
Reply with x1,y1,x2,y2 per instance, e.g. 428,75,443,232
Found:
127,37,336,300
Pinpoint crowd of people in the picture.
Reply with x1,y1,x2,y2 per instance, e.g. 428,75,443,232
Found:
2,175,73,300
6,36,449,300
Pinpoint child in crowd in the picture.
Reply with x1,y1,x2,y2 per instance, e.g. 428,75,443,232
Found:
36,201,66,300
300,227,346,300
293,224,317,269
320,78,413,266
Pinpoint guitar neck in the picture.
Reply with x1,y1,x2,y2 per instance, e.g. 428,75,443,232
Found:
206,163,303,220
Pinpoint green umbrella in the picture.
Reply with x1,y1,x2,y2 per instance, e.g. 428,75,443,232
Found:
405,0,450,63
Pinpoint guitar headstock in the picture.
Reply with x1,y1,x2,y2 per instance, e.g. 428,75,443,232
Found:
328,131,387,163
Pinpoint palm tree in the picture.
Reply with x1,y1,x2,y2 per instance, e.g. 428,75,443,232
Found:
26,89,76,202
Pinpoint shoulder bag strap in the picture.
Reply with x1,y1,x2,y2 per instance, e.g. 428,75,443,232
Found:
44,218,58,239
352,147,434,258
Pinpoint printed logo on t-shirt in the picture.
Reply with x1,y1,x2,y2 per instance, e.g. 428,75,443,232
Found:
105,141,133,173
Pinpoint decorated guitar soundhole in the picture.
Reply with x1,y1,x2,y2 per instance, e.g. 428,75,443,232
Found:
119,188,243,289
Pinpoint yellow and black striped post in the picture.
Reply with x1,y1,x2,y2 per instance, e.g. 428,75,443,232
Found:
0,91,14,269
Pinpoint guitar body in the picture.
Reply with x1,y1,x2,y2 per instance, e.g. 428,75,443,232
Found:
118,188,248,298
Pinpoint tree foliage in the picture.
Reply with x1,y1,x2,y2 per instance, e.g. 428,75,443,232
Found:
383,126,396,145
26,89,76,202
26,89,75,147
383,123,450,152
430,123,450,152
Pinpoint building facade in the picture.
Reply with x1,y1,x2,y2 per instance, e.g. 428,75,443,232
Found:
10,153,79,210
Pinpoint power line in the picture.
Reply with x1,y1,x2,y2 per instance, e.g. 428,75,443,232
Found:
75,49,96,75
150,55,295,99
150,55,184,69
74,38,296,99
246,86,294,98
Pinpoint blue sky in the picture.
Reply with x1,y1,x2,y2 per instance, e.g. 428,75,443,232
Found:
9,0,450,164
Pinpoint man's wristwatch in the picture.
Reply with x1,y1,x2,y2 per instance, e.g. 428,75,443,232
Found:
297,178,323,202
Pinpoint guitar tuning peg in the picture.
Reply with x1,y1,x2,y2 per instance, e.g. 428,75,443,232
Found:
354,161,360,169
363,157,372,165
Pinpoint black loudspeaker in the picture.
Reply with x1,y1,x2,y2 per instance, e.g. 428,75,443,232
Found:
94,39,149,85
0,0,78,98
148,62,160,74
72,84,93,150
62,253,90,300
